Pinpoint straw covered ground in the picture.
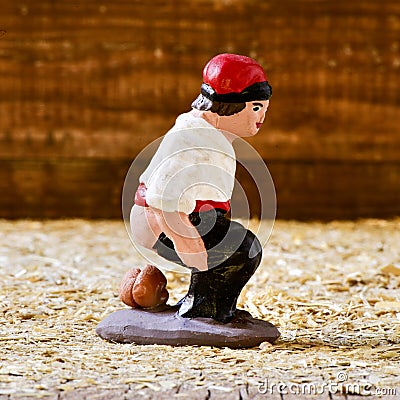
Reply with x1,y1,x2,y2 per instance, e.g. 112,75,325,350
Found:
0,218,399,399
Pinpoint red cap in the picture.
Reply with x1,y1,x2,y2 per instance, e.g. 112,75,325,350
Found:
203,53,268,95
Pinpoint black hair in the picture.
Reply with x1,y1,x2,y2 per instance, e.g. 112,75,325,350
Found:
191,81,272,116
191,94,246,116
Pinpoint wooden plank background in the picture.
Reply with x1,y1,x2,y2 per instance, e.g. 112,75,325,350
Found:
0,0,399,219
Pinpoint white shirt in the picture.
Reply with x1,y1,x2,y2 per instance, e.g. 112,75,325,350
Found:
140,112,236,214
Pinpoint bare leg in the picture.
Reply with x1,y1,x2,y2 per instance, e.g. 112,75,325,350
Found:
130,205,162,249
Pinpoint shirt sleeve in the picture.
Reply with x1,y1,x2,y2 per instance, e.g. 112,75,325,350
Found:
145,155,197,214
141,125,236,214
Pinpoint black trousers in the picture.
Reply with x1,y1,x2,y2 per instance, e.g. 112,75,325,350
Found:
153,209,262,322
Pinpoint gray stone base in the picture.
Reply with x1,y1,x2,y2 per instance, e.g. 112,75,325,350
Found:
96,306,280,348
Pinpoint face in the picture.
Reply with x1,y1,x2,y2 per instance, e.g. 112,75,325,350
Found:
216,100,270,137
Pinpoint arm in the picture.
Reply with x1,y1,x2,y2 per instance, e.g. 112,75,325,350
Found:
150,207,208,272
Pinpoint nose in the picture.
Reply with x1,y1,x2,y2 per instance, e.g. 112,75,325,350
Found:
262,103,269,118
259,108,267,122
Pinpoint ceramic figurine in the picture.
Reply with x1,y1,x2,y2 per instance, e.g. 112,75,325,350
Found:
97,54,280,348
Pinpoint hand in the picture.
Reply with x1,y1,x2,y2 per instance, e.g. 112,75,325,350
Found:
150,207,208,271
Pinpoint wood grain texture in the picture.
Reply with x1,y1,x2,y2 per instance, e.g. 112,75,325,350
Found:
1,159,398,220
0,0,399,219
